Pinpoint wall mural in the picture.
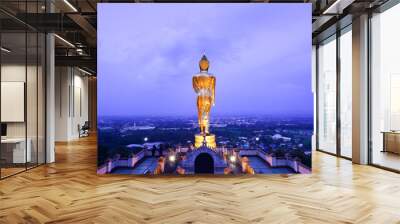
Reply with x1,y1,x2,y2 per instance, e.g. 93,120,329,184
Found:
97,3,312,175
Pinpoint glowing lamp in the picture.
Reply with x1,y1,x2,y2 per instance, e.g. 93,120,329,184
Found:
169,155,176,162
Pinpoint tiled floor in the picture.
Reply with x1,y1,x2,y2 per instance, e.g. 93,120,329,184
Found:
112,157,158,174
247,156,294,174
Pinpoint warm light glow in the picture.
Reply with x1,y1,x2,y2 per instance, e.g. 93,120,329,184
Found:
229,155,236,163
193,54,216,135
194,134,216,149
169,155,176,162
63,0,78,12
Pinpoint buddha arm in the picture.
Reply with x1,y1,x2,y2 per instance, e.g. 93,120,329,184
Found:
211,76,216,105
193,77,200,93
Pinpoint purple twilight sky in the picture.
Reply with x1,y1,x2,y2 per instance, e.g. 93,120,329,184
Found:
98,3,312,117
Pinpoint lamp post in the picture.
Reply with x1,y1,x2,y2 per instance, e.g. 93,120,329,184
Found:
229,155,236,163
168,154,176,163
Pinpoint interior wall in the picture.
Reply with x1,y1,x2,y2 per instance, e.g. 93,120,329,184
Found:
55,66,69,141
55,67,89,141
72,72,89,138
1,61,45,169
1,64,38,138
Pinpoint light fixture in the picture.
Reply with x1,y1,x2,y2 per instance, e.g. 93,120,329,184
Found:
1,47,11,53
144,137,148,142
76,48,84,55
168,155,176,162
78,68,91,75
77,67,93,76
229,155,236,163
63,0,78,12
322,0,354,15
54,34,75,48
255,137,260,141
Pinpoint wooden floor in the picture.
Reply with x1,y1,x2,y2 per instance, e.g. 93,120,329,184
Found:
1,135,400,224
1,167,26,178
372,150,400,171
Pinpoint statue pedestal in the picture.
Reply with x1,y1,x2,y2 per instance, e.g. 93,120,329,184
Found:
195,134,216,149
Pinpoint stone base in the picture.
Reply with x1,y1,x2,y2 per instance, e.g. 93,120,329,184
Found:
194,134,216,149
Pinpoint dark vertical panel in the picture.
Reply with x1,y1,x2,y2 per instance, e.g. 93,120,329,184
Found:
43,0,48,165
336,29,341,157
80,88,82,117
88,77,97,132
68,74,71,117
37,0,39,167
44,27,47,165
25,0,28,171
72,68,75,117
316,45,319,151
60,68,62,117
367,11,373,165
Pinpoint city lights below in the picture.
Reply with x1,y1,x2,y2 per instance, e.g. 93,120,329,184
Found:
99,115,313,175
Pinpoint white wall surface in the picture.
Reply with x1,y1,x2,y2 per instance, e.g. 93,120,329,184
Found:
1,82,25,122
1,63,46,164
55,67,89,141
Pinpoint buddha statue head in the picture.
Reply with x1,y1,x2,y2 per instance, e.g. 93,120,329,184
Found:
199,55,209,72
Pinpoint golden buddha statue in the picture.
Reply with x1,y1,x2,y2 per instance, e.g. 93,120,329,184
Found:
193,55,216,149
